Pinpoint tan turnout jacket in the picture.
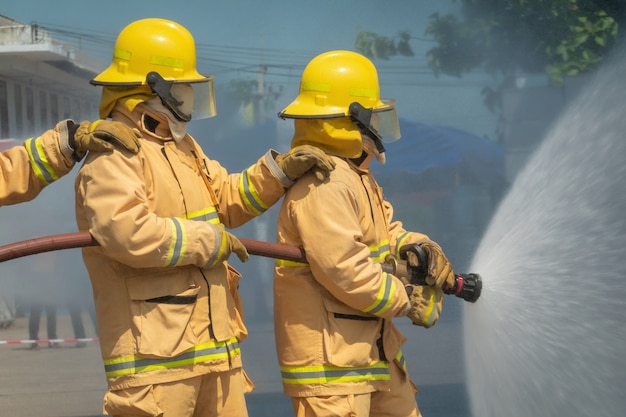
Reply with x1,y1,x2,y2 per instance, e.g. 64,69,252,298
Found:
75,103,292,390
0,125,73,206
274,155,442,397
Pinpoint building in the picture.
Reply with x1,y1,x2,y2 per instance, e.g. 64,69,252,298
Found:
0,14,101,140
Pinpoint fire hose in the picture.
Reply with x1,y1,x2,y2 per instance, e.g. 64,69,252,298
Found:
0,232,481,302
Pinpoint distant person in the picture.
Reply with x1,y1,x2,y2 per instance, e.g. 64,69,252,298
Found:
74,18,334,416
0,293,16,328
273,50,456,417
67,301,95,348
0,119,141,206
26,252,61,350
62,257,98,348
28,301,58,350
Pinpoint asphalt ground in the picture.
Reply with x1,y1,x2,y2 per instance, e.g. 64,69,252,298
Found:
0,314,105,417
0,312,465,417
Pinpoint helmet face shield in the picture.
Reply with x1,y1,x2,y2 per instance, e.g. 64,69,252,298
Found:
147,72,216,121
371,99,400,143
186,77,216,120
349,99,400,145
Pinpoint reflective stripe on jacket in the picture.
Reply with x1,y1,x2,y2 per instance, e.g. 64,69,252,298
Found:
0,127,73,206
274,156,439,397
75,103,291,390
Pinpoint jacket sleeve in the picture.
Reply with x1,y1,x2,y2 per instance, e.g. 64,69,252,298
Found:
76,150,226,269
76,148,291,269
384,200,431,257
0,127,74,206
291,180,409,320
205,150,292,229
383,199,444,327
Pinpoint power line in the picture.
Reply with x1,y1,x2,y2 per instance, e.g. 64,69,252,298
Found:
33,22,488,87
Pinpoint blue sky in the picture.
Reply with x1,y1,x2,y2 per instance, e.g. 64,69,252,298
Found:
1,0,498,138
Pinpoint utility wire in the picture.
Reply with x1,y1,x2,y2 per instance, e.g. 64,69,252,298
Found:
34,22,488,87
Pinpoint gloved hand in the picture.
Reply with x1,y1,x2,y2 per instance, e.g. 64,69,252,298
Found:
405,285,443,328
275,145,336,182
406,240,455,289
67,119,142,161
213,224,249,263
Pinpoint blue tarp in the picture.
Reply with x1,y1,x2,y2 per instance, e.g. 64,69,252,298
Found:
372,118,506,189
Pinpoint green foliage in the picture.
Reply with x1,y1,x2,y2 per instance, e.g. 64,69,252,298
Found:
356,1,621,86
355,31,414,60
424,13,483,77
545,10,619,84
425,0,620,85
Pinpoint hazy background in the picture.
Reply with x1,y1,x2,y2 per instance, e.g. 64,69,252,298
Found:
0,1,506,416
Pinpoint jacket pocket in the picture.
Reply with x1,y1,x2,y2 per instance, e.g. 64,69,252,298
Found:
225,264,247,341
103,384,162,416
126,269,200,358
321,296,382,367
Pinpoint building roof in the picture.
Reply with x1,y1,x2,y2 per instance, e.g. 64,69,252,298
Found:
0,14,103,95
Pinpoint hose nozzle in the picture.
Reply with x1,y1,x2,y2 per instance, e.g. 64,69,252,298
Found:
394,243,483,303
444,273,482,303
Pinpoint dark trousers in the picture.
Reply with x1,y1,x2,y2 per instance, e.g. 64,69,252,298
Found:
28,303,57,340
68,303,85,339
68,301,98,338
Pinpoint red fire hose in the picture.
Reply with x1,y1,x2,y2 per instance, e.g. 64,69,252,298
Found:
0,232,306,264
0,232,481,302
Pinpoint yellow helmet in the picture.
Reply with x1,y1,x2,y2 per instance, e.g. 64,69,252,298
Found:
279,50,400,143
91,18,215,120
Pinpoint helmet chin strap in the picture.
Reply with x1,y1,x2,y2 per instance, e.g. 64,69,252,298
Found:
146,71,192,122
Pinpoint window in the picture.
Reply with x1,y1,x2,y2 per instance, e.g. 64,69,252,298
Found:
26,87,35,136
0,81,8,138
40,91,48,128
50,93,59,123
15,84,23,137
63,96,71,119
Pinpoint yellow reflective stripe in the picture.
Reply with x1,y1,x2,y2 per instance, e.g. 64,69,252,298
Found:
184,206,219,224
25,137,58,185
422,286,437,327
369,239,390,263
88,119,103,132
395,232,412,257
350,87,376,98
165,218,187,266
275,259,309,267
150,55,184,69
362,272,395,316
301,81,331,92
104,338,240,378
113,48,131,61
207,223,229,268
395,351,407,372
281,362,390,385
238,167,269,215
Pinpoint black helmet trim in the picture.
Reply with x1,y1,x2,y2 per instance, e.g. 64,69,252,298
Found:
348,102,386,154
146,71,191,122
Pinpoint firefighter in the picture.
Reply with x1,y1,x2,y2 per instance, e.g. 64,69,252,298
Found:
274,50,456,417
73,18,333,417
0,120,140,206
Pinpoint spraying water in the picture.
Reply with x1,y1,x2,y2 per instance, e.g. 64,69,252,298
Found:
464,42,626,417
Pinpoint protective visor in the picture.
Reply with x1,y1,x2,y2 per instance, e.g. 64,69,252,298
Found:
187,78,217,120
147,72,216,121
349,99,401,143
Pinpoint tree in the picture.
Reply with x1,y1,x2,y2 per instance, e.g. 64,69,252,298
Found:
355,1,623,110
